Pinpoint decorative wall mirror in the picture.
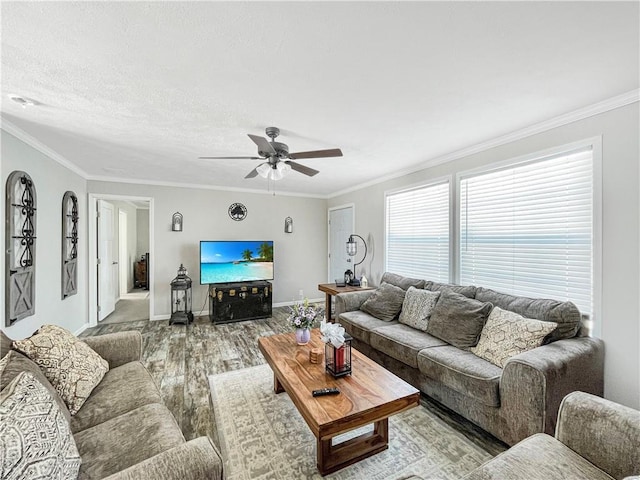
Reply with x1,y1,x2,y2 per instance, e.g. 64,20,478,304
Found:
62,191,79,299
6,171,37,326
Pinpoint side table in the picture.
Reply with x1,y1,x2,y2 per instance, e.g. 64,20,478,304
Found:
318,283,374,322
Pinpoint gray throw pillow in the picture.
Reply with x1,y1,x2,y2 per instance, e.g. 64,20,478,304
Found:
361,282,406,321
427,290,493,348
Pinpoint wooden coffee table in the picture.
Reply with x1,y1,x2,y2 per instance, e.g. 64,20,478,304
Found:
258,329,420,475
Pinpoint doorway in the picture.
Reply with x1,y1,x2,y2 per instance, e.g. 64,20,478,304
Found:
89,194,153,327
328,204,354,283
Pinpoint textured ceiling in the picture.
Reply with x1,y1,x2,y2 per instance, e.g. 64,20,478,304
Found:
2,1,638,197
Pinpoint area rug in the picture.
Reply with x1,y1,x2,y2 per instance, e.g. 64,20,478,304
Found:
208,364,492,480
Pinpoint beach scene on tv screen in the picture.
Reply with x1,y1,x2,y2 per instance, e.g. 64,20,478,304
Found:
201,241,273,283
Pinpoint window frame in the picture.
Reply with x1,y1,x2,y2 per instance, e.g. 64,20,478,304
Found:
384,175,453,282
454,137,603,336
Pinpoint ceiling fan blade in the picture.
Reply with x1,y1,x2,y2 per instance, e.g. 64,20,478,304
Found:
245,167,260,179
288,148,343,160
198,156,261,159
248,134,276,156
285,161,319,177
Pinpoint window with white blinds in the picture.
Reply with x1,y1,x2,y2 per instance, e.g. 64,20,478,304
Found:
386,181,450,282
459,148,593,318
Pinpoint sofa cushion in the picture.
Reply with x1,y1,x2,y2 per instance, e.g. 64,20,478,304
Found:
461,433,615,480
381,272,426,290
13,324,109,415
399,287,441,331
425,281,476,298
0,372,81,480
74,403,185,479
71,361,163,433
426,290,493,348
471,307,558,368
417,345,502,407
370,324,447,368
361,282,406,321
338,310,399,344
0,350,72,422
474,287,582,342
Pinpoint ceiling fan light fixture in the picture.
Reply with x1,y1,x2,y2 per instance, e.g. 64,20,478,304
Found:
256,163,271,179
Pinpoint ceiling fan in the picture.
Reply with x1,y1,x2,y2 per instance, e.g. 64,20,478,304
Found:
199,127,343,180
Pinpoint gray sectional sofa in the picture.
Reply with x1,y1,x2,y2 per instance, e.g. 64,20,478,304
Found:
335,272,605,446
1,329,223,479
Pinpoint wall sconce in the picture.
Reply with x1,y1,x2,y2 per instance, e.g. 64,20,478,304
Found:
172,212,183,232
284,216,293,233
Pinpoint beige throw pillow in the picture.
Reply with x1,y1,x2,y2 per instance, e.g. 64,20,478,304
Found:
398,287,440,331
13,324,109,415
471,306,557,368
0,372,82,480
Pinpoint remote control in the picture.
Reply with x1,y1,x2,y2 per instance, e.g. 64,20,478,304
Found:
312,387,340,397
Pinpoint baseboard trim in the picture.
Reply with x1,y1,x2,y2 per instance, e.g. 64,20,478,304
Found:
74,324,89,336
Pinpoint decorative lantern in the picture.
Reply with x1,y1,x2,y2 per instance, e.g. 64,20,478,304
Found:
170,264,193,325
325,333,352,377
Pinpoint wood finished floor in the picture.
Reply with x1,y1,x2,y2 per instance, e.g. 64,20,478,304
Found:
80,307,507,457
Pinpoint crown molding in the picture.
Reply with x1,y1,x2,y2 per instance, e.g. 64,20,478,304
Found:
1,116,89,179
86,173,329,199
328,89,639,199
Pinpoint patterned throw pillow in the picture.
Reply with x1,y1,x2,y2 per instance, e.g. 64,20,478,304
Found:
13,324,109,415
471,306,557,368
0,372,81,480
361,282,407,321
398,287,441,331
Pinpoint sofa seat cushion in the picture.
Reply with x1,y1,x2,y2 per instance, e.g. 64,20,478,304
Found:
74,403,185,479
461,433,614,480
71,361,163,433
338,311,398,344
370,324,447,368
474,287,582,342
417,345,502,407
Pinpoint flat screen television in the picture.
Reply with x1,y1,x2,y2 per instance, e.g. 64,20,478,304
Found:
200,240,274,284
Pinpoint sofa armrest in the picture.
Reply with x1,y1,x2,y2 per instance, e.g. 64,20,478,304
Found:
499,336,604,444
335,290,375,317
555,391,640,479
102,437,223,480
82,331,143,368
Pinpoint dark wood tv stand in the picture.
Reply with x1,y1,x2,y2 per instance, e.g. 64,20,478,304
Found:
208,281,272,324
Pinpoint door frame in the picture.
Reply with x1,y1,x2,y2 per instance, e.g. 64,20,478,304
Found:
327,203,355,283
88,194,154,328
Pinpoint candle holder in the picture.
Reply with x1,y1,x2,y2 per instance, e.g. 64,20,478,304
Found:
325,333,352,377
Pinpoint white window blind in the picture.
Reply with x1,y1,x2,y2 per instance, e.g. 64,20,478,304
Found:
459,148,593,318
386,181,449,282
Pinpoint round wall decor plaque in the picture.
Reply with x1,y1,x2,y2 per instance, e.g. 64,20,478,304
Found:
228,203,248,221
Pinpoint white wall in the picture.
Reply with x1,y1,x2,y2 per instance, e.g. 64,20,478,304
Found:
328,102,640,410
1,130,88,339
87,181,327,318
136,208,150,259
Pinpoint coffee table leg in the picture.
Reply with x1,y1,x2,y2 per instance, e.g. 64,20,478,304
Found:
316,418,389,475
273,373,285,394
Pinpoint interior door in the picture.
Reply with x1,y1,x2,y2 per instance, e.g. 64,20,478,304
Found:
328,206,354,283
98,200,116,320
118,210,128,296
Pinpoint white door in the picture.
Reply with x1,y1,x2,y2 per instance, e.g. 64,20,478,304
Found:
328,205,354,283
98,200,116,321
118,210,128,296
